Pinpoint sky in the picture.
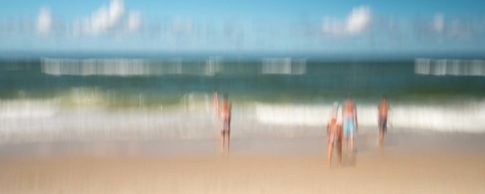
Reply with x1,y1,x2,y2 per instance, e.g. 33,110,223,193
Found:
0,0,485,53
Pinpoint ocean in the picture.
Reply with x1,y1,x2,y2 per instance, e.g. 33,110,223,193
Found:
0,55,484,143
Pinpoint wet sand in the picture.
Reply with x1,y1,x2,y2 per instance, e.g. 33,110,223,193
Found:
0,132,485,194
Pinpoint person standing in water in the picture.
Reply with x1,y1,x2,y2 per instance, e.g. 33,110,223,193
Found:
220,93,232,154
378,96,389,147
327,102,342,166
343,97,358,152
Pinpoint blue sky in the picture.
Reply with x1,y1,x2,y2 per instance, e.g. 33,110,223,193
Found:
1,0,485,53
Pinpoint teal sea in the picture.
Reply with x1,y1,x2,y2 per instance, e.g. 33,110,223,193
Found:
1,56,484,105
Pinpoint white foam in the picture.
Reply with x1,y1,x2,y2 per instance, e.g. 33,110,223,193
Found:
0,100,58,119
389,104,485,132
415,58,485,76
0,99,484,145
255,103,329,126
254,102,485,132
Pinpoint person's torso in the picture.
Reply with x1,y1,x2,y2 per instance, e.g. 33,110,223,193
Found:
221,101,231,118
343,101,354,117
378,101,388,117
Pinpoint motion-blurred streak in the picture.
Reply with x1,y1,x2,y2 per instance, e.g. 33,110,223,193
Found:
261,58,306,75
415,58,485,76
41,57,223,76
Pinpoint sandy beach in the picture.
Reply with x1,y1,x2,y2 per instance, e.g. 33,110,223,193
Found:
1,132,484,194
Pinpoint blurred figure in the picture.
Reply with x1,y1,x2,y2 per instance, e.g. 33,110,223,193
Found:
343,97,358,152
220,93,232,154
327,102,342,166
378,96,389,147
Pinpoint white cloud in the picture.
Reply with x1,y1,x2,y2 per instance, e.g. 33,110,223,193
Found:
127,11,141,32
322,6,372,36
79,0,125,35
346,6,371,34
37,7,52,35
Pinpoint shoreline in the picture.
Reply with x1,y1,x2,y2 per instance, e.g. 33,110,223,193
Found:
1,130,485,157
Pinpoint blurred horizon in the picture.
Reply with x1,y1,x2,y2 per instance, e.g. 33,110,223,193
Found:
1,50,485,60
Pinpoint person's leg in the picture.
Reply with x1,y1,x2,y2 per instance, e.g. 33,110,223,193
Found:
226,119,231,153
378,117,382,146
379,118,386,147
221,119,227,154
226,130,230,153
327,132,334,165
349,134,354,152
221,131,225,154
343,120,349,151
327,143,333,165
350,120,357,152
348,123,353,152
336,137,342,164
